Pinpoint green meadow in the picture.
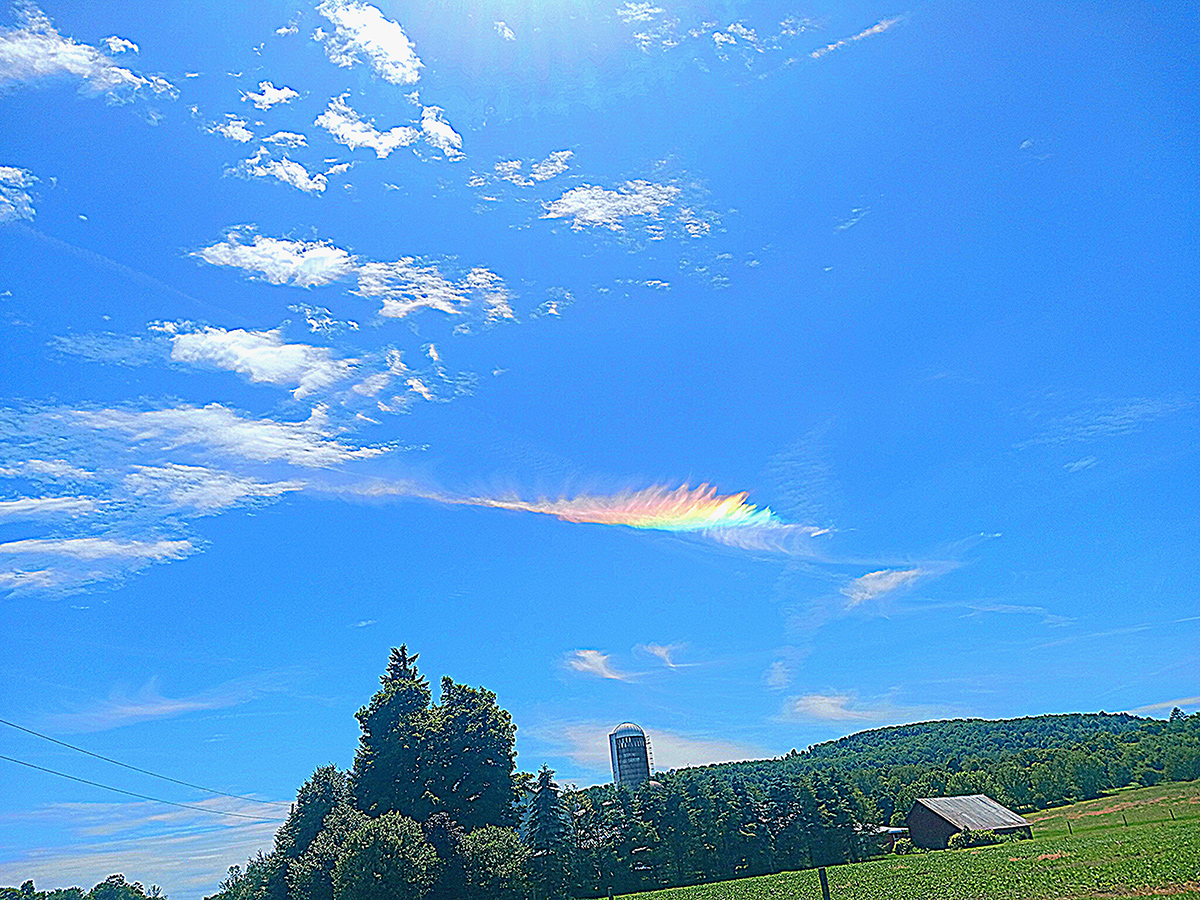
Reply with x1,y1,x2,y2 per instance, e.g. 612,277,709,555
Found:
618,782,1200,900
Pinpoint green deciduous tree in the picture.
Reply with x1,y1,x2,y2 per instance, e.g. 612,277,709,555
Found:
331,813,439,900
460,826,529,900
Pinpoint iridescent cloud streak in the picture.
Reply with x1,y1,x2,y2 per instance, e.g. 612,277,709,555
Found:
445,484,780,531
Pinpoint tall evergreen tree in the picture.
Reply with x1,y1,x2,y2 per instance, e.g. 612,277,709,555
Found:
524,766,571,900
351,646,435,819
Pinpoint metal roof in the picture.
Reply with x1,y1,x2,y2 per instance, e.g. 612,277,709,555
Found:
913,795,1030,831
611,722,645,737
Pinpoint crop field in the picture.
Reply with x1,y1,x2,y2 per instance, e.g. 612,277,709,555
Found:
619,782,1200,900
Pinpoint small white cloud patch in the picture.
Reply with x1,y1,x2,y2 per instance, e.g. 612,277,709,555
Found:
102,36,138,54
193,231,356,286
0,165,36,222
315,94,419,158
420,106,463,158
542,180,679,230
208,114,254,143
241,80,299,109
168,327,358,399
229,147,328,193
315,0,423,84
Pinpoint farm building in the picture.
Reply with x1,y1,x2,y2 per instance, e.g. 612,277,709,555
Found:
906,794,1032,849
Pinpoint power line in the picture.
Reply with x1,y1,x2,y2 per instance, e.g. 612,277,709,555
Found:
0,754,284,822
0,716,289,807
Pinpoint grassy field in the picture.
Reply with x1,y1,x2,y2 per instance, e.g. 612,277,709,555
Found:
620,781,1200,900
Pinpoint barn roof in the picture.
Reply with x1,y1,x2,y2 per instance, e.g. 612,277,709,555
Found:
913,795,1030,831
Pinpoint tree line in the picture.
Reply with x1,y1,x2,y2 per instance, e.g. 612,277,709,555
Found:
6,647,1198,900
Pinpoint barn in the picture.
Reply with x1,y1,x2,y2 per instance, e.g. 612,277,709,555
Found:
906,794,1032,849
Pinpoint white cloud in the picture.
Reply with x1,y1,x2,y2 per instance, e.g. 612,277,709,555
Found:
207,114,254,143
636,642,695,668
168,327,357,399
784,691,889,721
764,660,792,690
72,404,385,467
315,94,419,158
810,16,902,59
0,459,94,480
565,649,634,681
494,21,515,41
1064,455,1097,472
542,180,679,230
420,105,463,158
0,799,281,900
841,567,923,606
262,130,308,148
494,159,528,186
616,3,665,24
315,0,423,84
241,80,299,109
228,147,328,193
0,537,193,561
193,231,356,287
0,5,175,101
0,164,36,222
530,149,573,181
0,495,97,518
102,35,138,54
1127,695,1200,715
124,465,303,513
356,258,513,323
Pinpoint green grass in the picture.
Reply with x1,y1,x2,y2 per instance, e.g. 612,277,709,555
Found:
619,782,1200,900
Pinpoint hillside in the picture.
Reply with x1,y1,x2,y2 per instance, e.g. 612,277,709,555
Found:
689,712,1149,777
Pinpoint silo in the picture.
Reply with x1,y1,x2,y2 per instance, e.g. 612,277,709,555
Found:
609,722,652,789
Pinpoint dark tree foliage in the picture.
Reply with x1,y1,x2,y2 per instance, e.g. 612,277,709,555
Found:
351,648,518,829
352,646,436,820
331,813,439,900
524,766,571,899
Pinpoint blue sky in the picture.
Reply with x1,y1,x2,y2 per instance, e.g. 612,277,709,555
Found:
1,0,1197,895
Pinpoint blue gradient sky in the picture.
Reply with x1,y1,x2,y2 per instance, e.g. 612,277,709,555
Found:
1,0,1197,896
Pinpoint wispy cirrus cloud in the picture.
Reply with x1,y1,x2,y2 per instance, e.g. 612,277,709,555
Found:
0,798,282,900
1127,695,1200,715
841,567,924,607
123,465,303,513
44,673,294,732
1018,396,1192,448
71,404,386,468
636,642,697,668
781,689,939,723
809,16,902,60
565,649,636,681
0,4,176,102
315,0,422,84
0,495,97,518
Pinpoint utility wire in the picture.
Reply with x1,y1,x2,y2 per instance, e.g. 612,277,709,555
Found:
0,754,284,822
0,716,290,807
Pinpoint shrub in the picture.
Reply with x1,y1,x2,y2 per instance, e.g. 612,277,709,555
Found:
947,829,1000,850
893,838,915,855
